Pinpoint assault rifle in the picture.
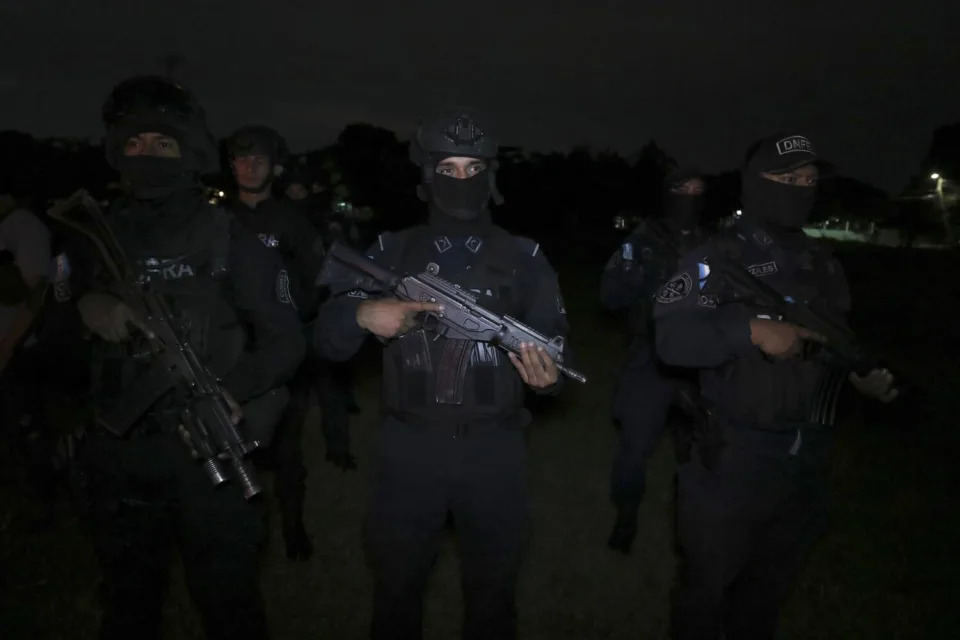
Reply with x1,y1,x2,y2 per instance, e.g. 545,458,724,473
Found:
700,253,873,375
48,190,264,499
319,241,587,383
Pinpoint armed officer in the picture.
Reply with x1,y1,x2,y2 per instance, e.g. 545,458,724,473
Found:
225,125,353,562
72,76,304,640
600,167,705,553
315,109,571,640
653,133,897,640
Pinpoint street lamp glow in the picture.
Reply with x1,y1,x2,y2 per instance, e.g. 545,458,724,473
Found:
735,209,743,217
931,173,940,180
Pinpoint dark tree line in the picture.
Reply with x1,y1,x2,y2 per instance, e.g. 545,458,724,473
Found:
4,120,958,249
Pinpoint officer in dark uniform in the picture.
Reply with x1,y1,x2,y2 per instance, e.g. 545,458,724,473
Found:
315,109,571,640
73,76,304,640
601,167,706,553
653,133,897,640
225,125,353,561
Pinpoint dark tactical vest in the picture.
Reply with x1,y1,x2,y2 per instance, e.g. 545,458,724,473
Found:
378,225,535,426
627,223,703,338
701,223,851,429
231,199,318,321
93,203,244,431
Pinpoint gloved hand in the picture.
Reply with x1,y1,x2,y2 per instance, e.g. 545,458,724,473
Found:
326,450,358,471
77,292,154,343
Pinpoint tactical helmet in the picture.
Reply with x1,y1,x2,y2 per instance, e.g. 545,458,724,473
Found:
409,108,503,204
102,75,218,173
226,125,290,166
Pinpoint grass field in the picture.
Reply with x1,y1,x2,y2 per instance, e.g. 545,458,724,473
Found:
1,244,958,639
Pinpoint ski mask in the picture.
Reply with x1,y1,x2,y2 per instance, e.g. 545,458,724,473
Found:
742,174,817,229
430,171,492,221
741,133,820,229
116,155,195,200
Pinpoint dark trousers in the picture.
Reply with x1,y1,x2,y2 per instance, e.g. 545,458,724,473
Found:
316,359,353,458
366,416,529,640
271,357,352,527
79,430,268,640
610,344,678,511
673,426,829,640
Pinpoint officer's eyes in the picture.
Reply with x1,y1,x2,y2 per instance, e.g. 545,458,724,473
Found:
467,164,486,176
436,166,456,176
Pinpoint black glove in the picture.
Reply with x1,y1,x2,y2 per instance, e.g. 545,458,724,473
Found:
326,450,357,471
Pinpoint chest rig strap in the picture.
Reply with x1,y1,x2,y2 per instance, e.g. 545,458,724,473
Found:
391,225,528,407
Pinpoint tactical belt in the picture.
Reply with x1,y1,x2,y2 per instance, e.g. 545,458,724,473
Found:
384,410,528,435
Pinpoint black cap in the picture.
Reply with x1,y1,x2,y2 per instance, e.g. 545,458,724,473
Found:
745,132,818,175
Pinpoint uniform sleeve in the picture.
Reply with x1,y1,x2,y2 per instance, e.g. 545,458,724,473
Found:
652,249,756,369
4,209,51,285
599,232,652,310
220,228,305,402
313,232,396,362
287,207,326,283
518,245,571,395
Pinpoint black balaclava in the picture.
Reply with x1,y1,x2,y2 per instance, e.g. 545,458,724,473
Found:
741,133,819,230
425,153,494,233
662,167,704,231
116,154,195,200
742,175,816,229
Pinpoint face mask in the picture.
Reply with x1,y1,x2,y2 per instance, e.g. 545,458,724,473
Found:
742,177,816,229
665,193,703,230
117,156,194,200
430,173,491,220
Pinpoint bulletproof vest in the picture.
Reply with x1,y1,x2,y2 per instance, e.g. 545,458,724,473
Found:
702,224,849,429
231,199,317,319
93,202,243,425
626,225,702,337
379,225,531,425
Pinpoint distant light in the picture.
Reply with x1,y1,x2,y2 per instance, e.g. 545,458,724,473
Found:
218,190,225,197
931,173,940,181
735,209,743,217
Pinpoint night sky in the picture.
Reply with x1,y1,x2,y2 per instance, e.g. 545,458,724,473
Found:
2,0,957,193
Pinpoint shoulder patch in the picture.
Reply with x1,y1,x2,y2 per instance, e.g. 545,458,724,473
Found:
752,230,773,247
747,261,778,277
656,272,693,304
276,269,295,307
